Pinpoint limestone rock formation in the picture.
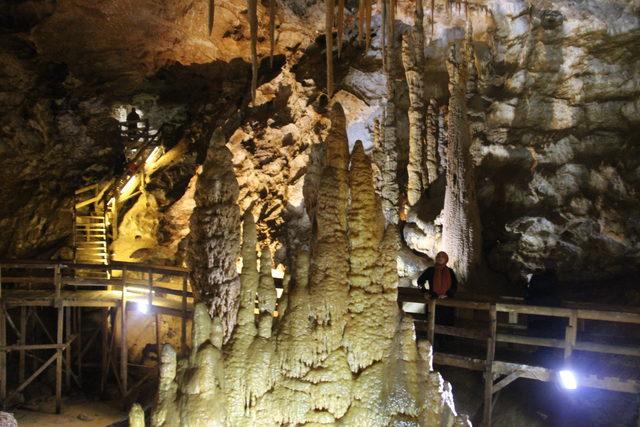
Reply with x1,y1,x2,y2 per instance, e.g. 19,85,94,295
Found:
402,6,427,207
442,38,482,283
139,101,466,426
188,130,241,338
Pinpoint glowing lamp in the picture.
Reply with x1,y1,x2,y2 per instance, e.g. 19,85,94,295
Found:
137,301,149,314
558,369,577,390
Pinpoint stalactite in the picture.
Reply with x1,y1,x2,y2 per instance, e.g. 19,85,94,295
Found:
442,38,482,283
402,0,427,207
188,130,240,339
381,0,387,70
426,100,439,184
358,0,365,47
365,0,372,51
437,104,448,175
390,0,396,43
269,0,275,68
208,0,215,36
326,0,335,97
248,0,258,104
337,0,345,59
431,0,435,37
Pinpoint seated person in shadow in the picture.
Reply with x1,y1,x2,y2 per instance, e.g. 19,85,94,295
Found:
125,107,141,140
417,251,458,329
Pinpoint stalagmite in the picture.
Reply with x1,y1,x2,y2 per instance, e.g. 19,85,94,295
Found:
326,0,335,98
442,38,482,283
129,403,145,427
402,0,427,206
188,130,241,339
225,211,259,425
141,102,467,426
269,0,275,67
309,103,350,354
151,345,179,427
248,0,258,104
208,0,215,36
337,0,345,59
257,247,276,324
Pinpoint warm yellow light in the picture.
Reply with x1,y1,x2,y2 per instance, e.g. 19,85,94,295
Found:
120,175,138,196
145,146,163,165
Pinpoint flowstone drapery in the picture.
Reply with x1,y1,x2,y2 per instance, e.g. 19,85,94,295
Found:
136,103,468,426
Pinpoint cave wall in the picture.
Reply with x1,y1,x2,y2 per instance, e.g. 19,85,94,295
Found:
1,0,640,293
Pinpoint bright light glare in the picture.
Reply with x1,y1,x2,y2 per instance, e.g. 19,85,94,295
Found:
120,175,138,195
137,301,149,314
145,146,163,165
559,369,577,390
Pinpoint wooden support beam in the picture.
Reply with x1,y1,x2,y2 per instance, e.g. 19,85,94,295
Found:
492,370,524,394
65,307,71,388
564,311,578,361
76,307,82,384
427,299,436,345
435,325,488,340
483,304,497,427
496,333,564,349
56,300,63,414
0,302,6,409
181,277,188,357
120,269,128,397
14,351,58,395
19,307,26,384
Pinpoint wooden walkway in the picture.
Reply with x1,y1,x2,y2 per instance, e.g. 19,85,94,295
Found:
0,260,194,413
397,287,640,426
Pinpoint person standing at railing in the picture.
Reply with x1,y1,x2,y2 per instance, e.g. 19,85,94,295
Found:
417,251,458,300
417,251,458,330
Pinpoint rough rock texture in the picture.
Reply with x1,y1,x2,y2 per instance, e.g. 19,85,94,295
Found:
187,130,241,338
442,35,483,283
140,101,468,426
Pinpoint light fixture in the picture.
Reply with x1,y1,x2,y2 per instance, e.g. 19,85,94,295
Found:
120,175,138,195
558,369,577,390
137,301,149,314
145,146,163,165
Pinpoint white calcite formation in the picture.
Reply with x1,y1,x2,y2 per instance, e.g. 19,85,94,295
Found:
135,102,468,426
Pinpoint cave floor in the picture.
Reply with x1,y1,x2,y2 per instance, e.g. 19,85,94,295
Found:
12,396,126,426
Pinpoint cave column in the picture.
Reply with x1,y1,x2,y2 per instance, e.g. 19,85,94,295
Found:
442,36,482,283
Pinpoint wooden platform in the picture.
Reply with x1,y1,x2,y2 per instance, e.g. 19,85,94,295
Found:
0,260,194,414
397,286,640,427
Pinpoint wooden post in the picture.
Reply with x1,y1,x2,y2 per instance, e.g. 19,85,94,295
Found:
54,264,61,299
483,304,497,427
100,308,109,394
76,308,82,384
19,307,26,385
120,270,128,396
65,307,71,388
155,313,161,376
181,276,188,357
0,302,6,409
148,270,153,308
56,300,64,414
564,311,578,361
427,299,436,346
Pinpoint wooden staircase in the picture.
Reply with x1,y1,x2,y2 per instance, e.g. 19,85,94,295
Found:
74,215,108,264
73,184,111,277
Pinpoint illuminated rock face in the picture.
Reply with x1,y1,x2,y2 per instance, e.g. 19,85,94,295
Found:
188,130,241,339
140,102,468,426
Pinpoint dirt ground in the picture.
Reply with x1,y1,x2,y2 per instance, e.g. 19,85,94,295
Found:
11,396,126,427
